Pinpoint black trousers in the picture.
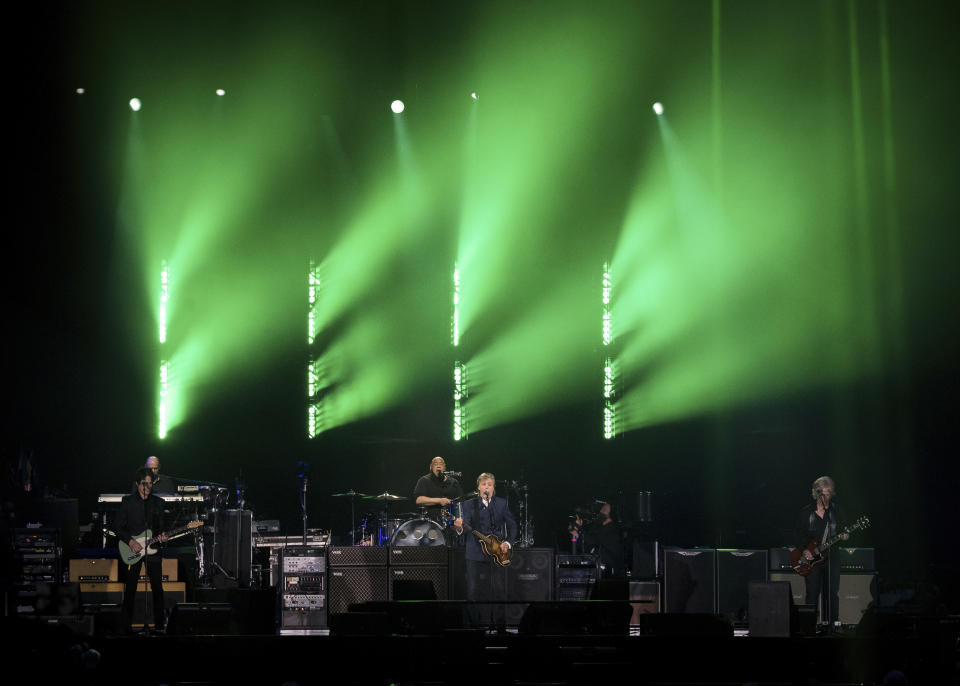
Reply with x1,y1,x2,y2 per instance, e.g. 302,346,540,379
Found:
465,558,507,629
123,556,166,630
804,551,841,623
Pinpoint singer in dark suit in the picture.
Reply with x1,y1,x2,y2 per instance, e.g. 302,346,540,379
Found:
454,472,517,632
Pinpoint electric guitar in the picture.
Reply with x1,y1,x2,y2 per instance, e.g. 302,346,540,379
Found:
458,521,513,567
790,516,870,577
119,521,202,565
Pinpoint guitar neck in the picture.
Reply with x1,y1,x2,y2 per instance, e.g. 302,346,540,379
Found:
145,523,197,547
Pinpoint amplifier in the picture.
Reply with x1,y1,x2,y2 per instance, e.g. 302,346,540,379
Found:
768,547,794,571
69,559,119,582
389,566,448,600
14,528,59,548
556,554,599,601
629,580,661,621
389,546,448,566
663,547,716,614
328,546,387,566
768,572,805,606
80,582,186,627
507,548,554,625
282,547,326,574
283,574,324,593
328,566,388,614
837,547,875,572
283,594,325,609
717,549,768,625
136,558,178,582
838,573,877,626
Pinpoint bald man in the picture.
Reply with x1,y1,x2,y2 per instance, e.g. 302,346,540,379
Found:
414,456,463,524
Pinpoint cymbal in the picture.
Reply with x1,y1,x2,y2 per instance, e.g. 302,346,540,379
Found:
363,492,408,501
331,490,367,497
451,491,478,502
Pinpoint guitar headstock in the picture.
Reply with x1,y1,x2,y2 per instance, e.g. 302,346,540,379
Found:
850,516,870,531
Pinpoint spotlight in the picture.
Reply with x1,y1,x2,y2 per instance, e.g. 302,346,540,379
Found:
652,102,664,116
76,87,85,95
470,92,478,100
215,88,225,96
129,98,142,112
390,99,405,114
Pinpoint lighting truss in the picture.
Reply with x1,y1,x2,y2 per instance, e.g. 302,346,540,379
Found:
453,361,468,441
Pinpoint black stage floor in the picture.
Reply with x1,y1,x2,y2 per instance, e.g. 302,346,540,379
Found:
6,612,956,685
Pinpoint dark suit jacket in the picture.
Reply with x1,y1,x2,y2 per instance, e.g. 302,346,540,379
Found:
460,495,517,562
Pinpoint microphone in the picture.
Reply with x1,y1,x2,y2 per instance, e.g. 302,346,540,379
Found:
443,470,462,477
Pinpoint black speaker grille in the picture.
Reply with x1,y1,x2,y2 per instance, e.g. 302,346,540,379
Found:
328,546,388,566
717,549,768,624
328,567,388,614
389,565,448,600
389,546,449,567
663,547,716,613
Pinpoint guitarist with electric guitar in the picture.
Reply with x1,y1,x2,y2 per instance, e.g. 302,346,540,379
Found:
113,467,174,633
453,472,517,632
794,476,864,626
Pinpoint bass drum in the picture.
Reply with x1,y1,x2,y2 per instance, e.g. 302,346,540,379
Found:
389,518,446,547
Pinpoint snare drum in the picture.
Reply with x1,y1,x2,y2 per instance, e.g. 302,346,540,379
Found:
389,518,446,547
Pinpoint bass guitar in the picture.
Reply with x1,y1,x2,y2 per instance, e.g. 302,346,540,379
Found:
119,521,203,565
790,515,870,577
458,521,513,567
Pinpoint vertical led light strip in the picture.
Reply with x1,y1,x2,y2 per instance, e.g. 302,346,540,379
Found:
307,259,323,438
452,264,461,347
158,361,169,440
602,262,616,439
159,261,169,344
453,264,467,440
158,261,169,439
453,361,468,441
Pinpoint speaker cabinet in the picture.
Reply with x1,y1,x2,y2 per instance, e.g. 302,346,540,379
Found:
389,546,448,566
69,559,118,582
717,549,768,624
168,602,233,635
506,548,554,625
837,548,875,572
389,566,448,600
328,546,388,566
214,509,253,587
748,581,792,637
663,547,716,613
328,566,388,614
631,540,659,579
768,571,805,605
838,572,877,626
629,580,660,622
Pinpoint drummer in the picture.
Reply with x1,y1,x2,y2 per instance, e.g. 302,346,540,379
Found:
414,456,463,524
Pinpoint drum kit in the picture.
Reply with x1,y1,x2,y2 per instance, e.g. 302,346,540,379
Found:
331,489,465,547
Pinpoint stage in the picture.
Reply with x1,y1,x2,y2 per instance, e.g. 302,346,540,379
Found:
8,604,956,685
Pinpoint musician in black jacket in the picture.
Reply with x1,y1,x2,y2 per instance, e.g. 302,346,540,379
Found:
795,475,848,625
114,467,168,633
453,472,517,632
